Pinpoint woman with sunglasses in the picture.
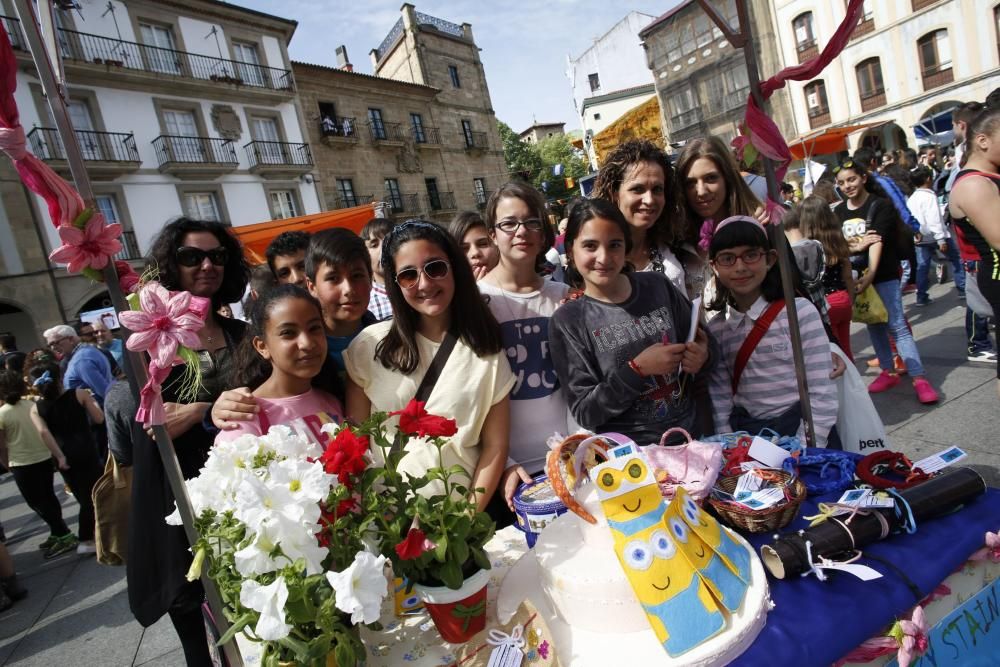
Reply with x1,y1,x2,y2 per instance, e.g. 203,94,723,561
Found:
344,220,514,511
834,160,939,404
128,218,250,667
477,182,569,518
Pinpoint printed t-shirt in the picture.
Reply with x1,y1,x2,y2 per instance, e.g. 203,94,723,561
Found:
344,320,515,490
214,388,343,449
479,278,569,474
836,195,901,285
0,400,51,467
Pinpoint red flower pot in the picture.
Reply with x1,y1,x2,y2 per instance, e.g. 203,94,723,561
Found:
413,568,490,644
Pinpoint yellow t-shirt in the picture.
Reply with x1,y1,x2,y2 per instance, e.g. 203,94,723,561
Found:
0,400,51,467
344,321,515,491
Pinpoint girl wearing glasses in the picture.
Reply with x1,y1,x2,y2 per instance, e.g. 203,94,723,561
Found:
549,199,711,447
344,220,514,511
478,182,569,513
706,217,837,445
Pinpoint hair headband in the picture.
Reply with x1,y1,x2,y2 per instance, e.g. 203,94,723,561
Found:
714,215,767,236
379,219,444,271
32,370,52,387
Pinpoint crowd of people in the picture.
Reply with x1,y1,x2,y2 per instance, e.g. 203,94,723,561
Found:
0,93,996,664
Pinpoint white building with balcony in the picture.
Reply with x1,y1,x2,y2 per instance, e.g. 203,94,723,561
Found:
0,0,320,345
772,0,1000,156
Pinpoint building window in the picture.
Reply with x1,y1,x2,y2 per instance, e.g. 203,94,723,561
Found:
804,80,830,128
385,178,403,212
448,65,461,88
694,14,712,48
411,113,426,143
95,194,121,225
426,177,441,210
473,178,487,207
855,57,885,111
138,22,180,74
588,72,600,92
911,0,938,10
462,119,474,148
269,190,298,220
368,108,386,140
917,29,954,90
336,178,356,207
793,12,818,62
232,41,264,86
593,112,601,121
183,192,222,222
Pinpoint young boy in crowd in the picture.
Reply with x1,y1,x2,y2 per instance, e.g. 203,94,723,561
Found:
265,231,310,287
359,217,394,320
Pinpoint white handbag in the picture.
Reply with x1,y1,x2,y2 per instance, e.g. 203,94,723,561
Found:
831,343,891,454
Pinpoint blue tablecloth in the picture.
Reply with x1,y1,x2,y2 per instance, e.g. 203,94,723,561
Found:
732,486,1000,666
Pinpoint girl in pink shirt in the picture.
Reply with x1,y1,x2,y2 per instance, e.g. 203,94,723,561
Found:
217,285,343,447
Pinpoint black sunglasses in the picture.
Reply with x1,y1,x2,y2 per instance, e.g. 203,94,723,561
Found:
176,246,228,267
395,259,450,290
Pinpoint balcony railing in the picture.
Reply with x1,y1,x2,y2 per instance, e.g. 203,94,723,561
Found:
921,67,954,91
671,108,703,130
153,135,238,167
426,191,456,212
387,193,419,214
860,89,886,112
808,108,831,129
332,194,374,209
474,191,487,210
851,14,875,39
911,0,938,9
244,141,312,168
320,116,357,138
724,88,749,111
796,39,819,63
1,16,294,92
114,230,141,261
464,131,488,150
367,120,405,143
27,127,139,163
413,126,441,145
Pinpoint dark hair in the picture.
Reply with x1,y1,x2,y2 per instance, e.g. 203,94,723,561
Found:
0,369,25,405
811,180,840,205
853,147,876,169
780,182,795,195
592,140,683,247
675,136,761,240
360,217,394,242
952,101,985,125
782,206,801,230
484,182,555,272
836,158,893,200
250,263,277,297
446,211,487,245
375,220,502,374
147,217,251,308
265,231,310,277
74,320,94,335
0,333,15,350
708,218,783,310
230,284,343,397
305,228,371,282
883,164,914,197
986,87,1000,109
27,361,61,401
910,165,934,189
563,198,633,289
895,148,917,169
966,105,1000,159
798,195,850,264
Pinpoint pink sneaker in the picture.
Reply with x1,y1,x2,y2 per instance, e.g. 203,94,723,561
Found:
868,370,900,393
912,377,939,404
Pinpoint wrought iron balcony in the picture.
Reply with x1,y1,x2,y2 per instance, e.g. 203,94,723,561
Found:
320,116,358,140
114,230,141,261
387,193,419,215
859,89,886,113
368,120,405,143
244,141,313,177
332,194,374,210
921,67,954,91
152,135,238,176
464,131,488,151
796,39,819,63
851,14,875,40
808,108,831,129
474,191,487,210
27,127,140,177
724,88,749,111
413,126,441,145
1,16,293,95
426,191,456,212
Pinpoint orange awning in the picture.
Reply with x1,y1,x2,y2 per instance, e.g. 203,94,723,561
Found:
789,122,881,160
232,203,378,264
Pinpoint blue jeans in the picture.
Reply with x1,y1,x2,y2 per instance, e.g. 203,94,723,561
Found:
915,240,966,300
964,261,995,354
945,236,966,293
869,279,926,376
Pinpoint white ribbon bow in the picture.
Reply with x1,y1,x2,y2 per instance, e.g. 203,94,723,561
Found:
487,624,525,650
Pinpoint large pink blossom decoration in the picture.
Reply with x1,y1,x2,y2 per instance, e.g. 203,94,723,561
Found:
970,531,1000,563
119,282,204,367
893,605,929,667
48,213,122,273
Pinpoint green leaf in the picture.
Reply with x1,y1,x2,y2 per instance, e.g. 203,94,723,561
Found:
434,533,448,562
471,547,491,572
452,537,469,566
439,559,462,589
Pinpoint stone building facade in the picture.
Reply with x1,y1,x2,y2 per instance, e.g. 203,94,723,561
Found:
297,3,506,220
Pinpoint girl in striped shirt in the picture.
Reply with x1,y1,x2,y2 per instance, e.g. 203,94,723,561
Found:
706,216,837,446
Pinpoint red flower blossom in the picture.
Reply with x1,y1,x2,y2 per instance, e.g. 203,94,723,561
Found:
389,400,457,438
320,428,369,484
394,527,435,560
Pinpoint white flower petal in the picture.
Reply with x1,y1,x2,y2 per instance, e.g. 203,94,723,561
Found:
240,578,291,641
326,551,388,625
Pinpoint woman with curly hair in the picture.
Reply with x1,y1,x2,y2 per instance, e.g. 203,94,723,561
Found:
593,140,704,299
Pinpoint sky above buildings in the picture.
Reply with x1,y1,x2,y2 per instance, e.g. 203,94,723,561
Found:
234,0,684,133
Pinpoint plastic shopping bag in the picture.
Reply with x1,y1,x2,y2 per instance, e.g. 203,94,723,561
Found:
832,344,890,453
851,280,888,325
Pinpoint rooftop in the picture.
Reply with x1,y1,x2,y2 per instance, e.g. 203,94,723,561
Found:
292,60,439,94
639,0,697,38
581,83,657,111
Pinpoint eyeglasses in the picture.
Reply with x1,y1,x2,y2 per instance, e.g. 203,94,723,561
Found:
495,218,544,235
395,259,451,289
47,336,72,349
176,246,228,267
713,249,766,267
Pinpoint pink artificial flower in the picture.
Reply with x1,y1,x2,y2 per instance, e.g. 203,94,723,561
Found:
970,531,1000,563
48,214,122,273
896,606,929,667
118,282,205,368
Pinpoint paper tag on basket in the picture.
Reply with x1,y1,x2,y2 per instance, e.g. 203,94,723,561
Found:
912,446,967,474
736,487,785,510
816,560,883,581
837,488,894,509
748,436,790,468
734,472,764,500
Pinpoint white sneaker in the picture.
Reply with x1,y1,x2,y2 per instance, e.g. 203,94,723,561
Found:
76,541,97,555
967,350,998,363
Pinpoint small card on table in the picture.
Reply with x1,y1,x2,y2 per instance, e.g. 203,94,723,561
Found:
912,446,967,474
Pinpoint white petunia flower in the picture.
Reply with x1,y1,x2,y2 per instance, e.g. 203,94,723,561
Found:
234,474,304,534
268,458,336,506
234,520,283,576
262,425,322,460
326,551,388,625
240,577,292,640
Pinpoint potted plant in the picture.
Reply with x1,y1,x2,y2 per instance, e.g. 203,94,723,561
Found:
322,400,495,643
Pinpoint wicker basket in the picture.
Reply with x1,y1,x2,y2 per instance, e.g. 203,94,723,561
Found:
708,470,807,534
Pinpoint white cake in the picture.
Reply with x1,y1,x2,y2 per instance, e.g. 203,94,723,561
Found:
498,486,771,666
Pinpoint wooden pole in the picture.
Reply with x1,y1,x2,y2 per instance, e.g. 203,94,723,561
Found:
697,0,816,445
12,2,242,663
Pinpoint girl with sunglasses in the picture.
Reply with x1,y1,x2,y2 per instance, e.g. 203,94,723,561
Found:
478,182,568,513
344,220,514,510
706,216,838,445
549,199,711,447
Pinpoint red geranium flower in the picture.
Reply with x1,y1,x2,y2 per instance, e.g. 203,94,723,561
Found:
394,527,435,560
389,400,458,438
320,427,369,484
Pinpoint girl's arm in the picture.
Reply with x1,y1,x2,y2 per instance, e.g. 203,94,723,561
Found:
76,388,105,425
470,396,510,512
29,405,68,470
795,301,838,446
345,377,371,424
952,177,1000,250
840,259,856,304
857,241,883,292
